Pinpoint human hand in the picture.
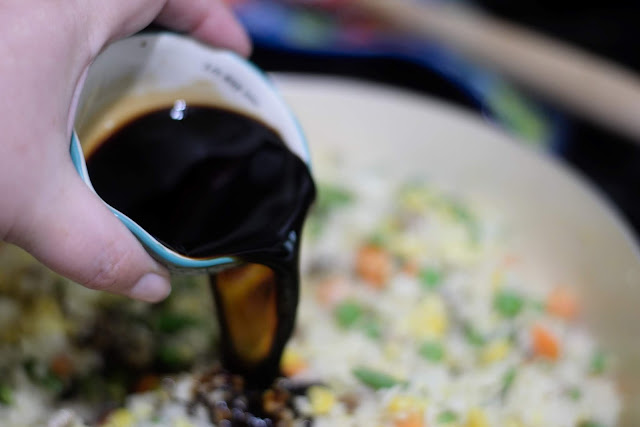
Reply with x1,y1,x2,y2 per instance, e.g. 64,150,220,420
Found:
0,0,250,302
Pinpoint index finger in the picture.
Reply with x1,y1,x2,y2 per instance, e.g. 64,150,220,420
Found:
155,0,251,56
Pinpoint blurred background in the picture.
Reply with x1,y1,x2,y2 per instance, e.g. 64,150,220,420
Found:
222,1,640,235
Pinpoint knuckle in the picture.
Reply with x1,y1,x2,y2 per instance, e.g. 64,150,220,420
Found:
82,242,134,291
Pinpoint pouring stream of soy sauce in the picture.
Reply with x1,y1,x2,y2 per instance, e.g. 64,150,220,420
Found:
85,103,316,389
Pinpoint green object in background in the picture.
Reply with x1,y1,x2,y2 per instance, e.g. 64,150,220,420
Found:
289,11,335,48
489,83,551,148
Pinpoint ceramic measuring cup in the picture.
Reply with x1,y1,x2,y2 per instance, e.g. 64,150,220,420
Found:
70,33,311,273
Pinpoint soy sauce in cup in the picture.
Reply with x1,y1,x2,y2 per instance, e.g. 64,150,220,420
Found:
84,101,316,386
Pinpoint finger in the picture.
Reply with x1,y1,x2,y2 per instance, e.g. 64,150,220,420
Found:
7,162,171,303
155,0,252,56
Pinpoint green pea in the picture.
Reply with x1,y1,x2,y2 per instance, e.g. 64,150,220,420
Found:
157,346,188,369
419,268,442,290
419,341,445,362
567,387,582,401
362,319,382,340
334,301,364,329
154,313,199,333
449,202,480,244
463,324,485,347
590,351,607,375
436,410,458,424
501,367,517,398
22,360,64,394
352,367,402,390
317,184,353,215
531,300,546,312
371,233,390,248
40,373,64,394
494,290,524,318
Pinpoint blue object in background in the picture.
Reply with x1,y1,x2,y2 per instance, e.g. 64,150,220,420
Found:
232,0,566,152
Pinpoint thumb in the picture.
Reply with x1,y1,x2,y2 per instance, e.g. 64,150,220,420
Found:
7,162,171,302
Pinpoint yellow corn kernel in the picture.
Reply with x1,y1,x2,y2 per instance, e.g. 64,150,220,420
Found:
175,418,195,427
466,408,489,427
401,188,429,213
387,395,428,414
505,418,524,427
308,385,336,415
390,236,428,260
281,347,307,377
408,296,448,339
103,409,134,427
481,339,511,364
29,297,65,334
491,269,504,290
384,342,401,361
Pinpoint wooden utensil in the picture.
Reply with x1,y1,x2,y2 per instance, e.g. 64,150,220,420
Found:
352,0,640,143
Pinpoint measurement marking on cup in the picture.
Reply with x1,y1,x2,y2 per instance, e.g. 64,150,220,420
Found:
204,62,259,107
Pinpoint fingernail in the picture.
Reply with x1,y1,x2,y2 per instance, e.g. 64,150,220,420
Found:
130,273,171,302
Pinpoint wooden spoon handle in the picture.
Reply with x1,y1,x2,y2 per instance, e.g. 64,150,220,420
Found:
353,0,640,143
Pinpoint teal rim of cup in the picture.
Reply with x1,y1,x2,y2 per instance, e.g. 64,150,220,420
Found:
69,35,312,271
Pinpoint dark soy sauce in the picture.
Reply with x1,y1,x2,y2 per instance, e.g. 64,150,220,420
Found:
85,104,316,387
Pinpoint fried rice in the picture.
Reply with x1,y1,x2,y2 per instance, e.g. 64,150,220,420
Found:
0,166,619,427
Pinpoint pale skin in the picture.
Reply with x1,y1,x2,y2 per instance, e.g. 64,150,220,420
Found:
0,0,251,302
